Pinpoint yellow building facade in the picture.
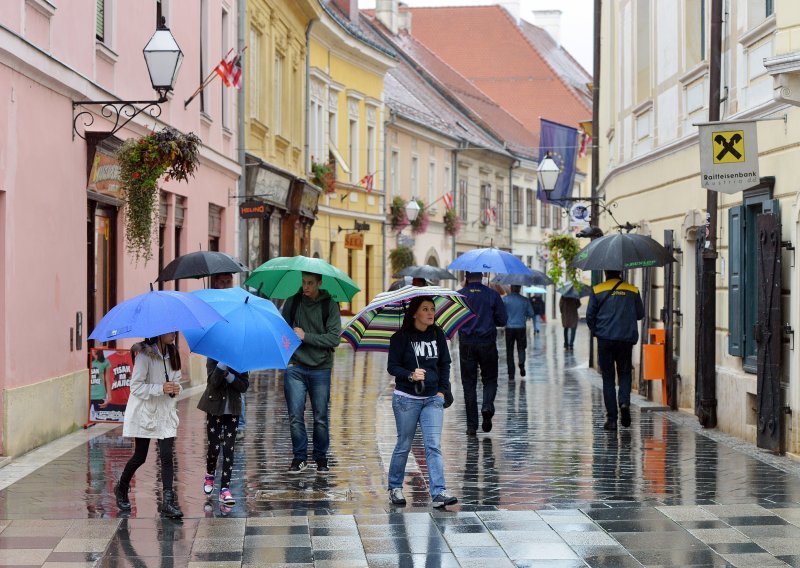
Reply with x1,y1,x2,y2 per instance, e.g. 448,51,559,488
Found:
307,5,394,313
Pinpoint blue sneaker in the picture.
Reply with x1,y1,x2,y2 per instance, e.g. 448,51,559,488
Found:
432,490,458,508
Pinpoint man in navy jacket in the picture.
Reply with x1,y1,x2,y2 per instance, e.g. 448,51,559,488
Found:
458,272,508,435
587,270,645,431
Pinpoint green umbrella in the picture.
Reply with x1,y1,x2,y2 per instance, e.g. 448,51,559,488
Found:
245,256,360,302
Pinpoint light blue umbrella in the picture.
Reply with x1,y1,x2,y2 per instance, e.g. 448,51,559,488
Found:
448,248,533,275
183,288,300,372
522,286,548,295
89,290,225,342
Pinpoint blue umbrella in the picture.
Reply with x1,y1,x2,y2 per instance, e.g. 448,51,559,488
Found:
448,248,533,275
89,290,225,342
183,288,301,372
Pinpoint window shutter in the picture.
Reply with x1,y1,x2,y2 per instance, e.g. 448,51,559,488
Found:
96,0,105,42
174,196,185,228
762,198,780,216
208,204,222,238
728,205,744,356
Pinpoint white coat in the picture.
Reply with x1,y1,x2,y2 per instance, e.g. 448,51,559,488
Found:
122,343,182,439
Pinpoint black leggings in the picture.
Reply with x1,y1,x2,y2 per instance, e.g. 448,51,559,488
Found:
206,414,239,489
119,437,175,491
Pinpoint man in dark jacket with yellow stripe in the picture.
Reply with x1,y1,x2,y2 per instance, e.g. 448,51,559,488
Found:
587,270,644,431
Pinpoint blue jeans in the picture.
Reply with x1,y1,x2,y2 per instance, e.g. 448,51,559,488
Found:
533,315,542,332
597,339,633,420
284,365,331,461
388,394,446,498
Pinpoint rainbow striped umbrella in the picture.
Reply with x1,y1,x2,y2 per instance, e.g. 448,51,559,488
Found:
341,285,475,352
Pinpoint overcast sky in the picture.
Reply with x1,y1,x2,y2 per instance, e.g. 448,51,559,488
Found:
359,0,594,73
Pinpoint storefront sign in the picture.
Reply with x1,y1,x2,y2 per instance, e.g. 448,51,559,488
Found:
239,200,267,218
248,164,292,207
87,148,122,198
344,232,364,250
298,182,321,218
698,120,759,194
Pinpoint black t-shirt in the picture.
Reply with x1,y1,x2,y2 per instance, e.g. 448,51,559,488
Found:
387,326,452,399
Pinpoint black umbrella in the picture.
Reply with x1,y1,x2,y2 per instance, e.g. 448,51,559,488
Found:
558,283,592,299
492,271,553,287
395,265,456,281
156,251,249,281
571,233,674,271
388,276,432,291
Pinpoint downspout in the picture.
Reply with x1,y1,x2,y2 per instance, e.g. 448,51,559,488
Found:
237,0,247,269
382,111,391,291
451,147,460,279
304,17,318,260
508,160,518,250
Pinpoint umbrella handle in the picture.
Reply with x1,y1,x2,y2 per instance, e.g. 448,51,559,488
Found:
162,357,175,398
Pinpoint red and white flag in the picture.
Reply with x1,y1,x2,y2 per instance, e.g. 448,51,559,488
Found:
215,51,243,89
442,191,454,210
483,207,496,223
578,130,591,158
359,173,374,193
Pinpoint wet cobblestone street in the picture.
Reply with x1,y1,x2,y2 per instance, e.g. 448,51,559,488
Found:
2,325,800,566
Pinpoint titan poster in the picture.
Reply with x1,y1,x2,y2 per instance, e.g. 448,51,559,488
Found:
88,348,133,423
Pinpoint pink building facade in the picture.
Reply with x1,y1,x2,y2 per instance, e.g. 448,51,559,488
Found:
0,0,241,456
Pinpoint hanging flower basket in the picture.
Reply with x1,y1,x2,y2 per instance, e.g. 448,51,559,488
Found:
443,208,461,237
117,127,201,263
410,199,429,235
311,159,336,194
390,196,409,232
389,245,416,275
545,233,582,289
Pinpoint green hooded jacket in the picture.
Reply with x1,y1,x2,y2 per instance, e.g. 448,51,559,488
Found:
281,289,341,369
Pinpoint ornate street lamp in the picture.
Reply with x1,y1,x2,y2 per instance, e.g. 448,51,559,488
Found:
404,199,421,223
72,21,183,140
537,154,561,199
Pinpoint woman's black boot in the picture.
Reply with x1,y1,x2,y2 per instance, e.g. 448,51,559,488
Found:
161,489,183,518
114,481,131,511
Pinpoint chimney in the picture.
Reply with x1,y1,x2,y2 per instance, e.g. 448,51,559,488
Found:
533,9,562,46
376,0,399,34
398,2,411,33
499,1,521,24
333,0,360,23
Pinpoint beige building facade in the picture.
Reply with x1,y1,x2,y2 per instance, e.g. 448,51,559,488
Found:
598,0,800,452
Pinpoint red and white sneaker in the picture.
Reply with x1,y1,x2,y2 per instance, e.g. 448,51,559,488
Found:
203,474,214,496
219,487,235,506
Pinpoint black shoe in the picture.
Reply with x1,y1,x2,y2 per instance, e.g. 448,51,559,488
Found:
288,459,308,474
316,458,330,473
481,411,493,433
508,373,515,382
620,405,631,427
160,489,183,519
519,365,525,377
603,419,617,431
389,488,407,506
114,482,131,511
466,428,477,436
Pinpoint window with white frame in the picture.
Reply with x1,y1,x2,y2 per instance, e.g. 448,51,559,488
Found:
748,0,774,28
249,28,261,120
685,0,705,67
274,53,284,135
220,8,230,129
496,188,504,228
635,0,651,103
96,0,115,45
411,157,419,198
428,162,436,204
553,206,562,230
541,201,550,228
481,183,491,217
526,189,536,226
349,119,359,184
200,0,209,113
391,151,399,197
512,186,523,225
459,178,468,221
367,124,376,177
444,165,451,195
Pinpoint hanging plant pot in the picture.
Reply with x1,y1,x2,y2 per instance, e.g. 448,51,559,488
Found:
545,233,582,289
117,127,201,263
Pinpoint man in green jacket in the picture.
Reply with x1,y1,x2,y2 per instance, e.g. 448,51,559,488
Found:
281,271,341,474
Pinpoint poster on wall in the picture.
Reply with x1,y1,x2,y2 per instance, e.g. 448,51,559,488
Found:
88,348,133,423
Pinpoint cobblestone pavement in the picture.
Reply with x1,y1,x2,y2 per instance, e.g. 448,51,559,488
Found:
2,325,800,566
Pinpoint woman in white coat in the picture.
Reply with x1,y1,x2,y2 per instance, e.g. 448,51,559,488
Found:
114,332,183,518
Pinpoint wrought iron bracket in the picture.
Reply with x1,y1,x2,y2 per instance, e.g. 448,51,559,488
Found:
781,240,795,267
784,323,795,351
72,96,167,141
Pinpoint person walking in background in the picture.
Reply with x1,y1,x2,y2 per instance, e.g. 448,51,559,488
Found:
281,271,341,474
387,296,457,508
210,272,246,441
530,294,546,334
458,272,507,436
114,332,183,518
503,285,534,380
197,359,249,507
559,294,581,350
587,270,645,431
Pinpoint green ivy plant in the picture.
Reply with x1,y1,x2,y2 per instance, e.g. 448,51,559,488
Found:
545,233,582,290
389,245,416,275
117,127,200,263
390,196,408,232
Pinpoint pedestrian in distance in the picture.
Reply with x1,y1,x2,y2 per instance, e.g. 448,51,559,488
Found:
386,296,457,508
197,358,249,506
530,294,546,334
114,332,183,518
281,271,342,474
586,270,645,431
503,285,535,380
559,294,581,350
210,272,247,442
457,272,508,436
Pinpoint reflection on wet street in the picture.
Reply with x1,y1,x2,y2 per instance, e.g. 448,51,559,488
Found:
3,325,800,566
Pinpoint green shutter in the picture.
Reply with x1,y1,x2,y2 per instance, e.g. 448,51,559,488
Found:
96,0,105,42
728,205,744,356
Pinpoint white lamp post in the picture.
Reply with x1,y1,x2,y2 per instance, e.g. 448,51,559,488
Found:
405,199,421,223
537,155,561,198
143,24,184,101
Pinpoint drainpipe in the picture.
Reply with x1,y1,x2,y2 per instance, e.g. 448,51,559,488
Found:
237,0,247,270
304,18,318,175
382,112,390,291
509,160,519,250
451,147,460,279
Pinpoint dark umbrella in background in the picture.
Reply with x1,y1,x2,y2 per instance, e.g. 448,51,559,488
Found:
388,276,432,291
492,271,553,287
570,233,674,271
156,251,248,282
395,265,457,282
558,283,592,299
